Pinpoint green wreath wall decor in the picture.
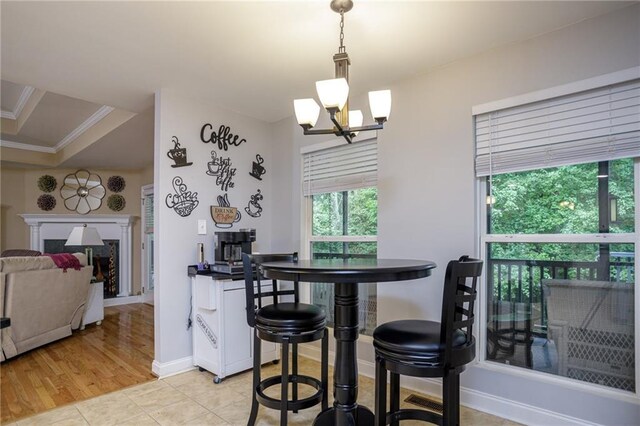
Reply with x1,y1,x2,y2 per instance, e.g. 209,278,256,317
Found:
37,175,57,193
107,194,126,211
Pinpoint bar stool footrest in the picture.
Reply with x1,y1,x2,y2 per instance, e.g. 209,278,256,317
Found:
256,374,324,411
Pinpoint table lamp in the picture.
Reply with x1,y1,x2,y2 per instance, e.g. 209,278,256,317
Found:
65,224,104,266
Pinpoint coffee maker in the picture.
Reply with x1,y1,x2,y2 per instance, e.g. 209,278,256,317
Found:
212,229,256,274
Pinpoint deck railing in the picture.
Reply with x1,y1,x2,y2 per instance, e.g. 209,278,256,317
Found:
488,252,634,331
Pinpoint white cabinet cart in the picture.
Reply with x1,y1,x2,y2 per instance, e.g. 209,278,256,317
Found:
191,274,279,383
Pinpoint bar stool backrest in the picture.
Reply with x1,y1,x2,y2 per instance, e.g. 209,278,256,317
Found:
242,252,299,328
439,256,484,367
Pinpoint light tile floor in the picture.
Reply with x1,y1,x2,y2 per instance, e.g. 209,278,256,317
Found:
10,358,520,425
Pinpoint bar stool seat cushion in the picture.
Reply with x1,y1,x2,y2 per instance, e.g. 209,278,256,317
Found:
374,320,467,355
257,303,326,333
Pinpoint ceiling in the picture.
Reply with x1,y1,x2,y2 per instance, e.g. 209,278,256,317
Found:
0,1,635,168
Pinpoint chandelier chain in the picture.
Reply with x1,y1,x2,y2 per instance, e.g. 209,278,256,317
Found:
339,10,346,53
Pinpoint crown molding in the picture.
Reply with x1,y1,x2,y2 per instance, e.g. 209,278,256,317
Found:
0,86,35,120
0,139,56,153
55,105,115,151
14,86,35,117
1,110,16,120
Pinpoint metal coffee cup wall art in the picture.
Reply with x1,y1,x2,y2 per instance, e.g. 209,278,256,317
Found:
166,176,199,217
167,136,193,168
249,154,266,180
211,194,241,228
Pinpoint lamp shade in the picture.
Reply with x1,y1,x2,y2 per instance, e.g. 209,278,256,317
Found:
294,98,321,127
65,225,104,246
316,78,349,111
349,109,363,136
369,90,392,120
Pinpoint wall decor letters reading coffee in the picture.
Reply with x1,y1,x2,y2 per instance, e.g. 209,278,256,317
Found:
210,193,241,228
245,189,263,218
166,176,199,217
200,124,247,151
249,154,266,180
206,151,236,192
167,136,193,168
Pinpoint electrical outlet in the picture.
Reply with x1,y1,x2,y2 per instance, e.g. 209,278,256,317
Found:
197,220,207,235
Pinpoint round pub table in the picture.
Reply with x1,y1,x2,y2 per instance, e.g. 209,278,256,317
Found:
260,258,436,426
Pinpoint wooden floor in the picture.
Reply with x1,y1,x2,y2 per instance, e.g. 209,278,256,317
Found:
1,303,155,424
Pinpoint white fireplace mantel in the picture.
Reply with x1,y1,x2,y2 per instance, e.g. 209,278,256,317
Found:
20,214,136,297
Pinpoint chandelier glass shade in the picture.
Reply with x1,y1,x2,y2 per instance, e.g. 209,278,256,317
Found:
293,0,391,144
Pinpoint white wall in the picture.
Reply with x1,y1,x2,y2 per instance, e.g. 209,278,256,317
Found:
274,4,640,425
153,90,274,372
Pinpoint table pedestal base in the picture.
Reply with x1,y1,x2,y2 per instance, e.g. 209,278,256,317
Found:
313,405,374,426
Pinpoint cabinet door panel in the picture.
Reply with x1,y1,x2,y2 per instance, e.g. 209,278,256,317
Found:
223,288,252,365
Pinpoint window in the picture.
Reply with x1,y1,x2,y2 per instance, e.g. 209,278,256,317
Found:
476,75,640,393
310,188,378,335
302,137,379,336
483,159,636,393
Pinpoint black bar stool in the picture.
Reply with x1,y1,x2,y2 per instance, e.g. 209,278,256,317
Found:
373,256,483,426
242,253,329,426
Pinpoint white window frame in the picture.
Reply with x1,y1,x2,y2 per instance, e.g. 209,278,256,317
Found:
300,138,378,338
474,158,640,403
473,69,640,402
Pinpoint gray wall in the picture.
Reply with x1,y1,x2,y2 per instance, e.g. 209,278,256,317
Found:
271,4,640,425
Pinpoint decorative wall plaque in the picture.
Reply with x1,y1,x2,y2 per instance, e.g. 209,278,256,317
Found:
166,176,199,217
201,124,247,151
206,150,236,192
210,194,241,228
37,175,57,193
167,136,193,168
107,194,126,211
37,194,56,211
60,169,106,215
245,189,263,218
107,175,126,193
249,154,266,180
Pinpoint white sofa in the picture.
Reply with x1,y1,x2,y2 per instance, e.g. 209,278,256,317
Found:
1,253,93,361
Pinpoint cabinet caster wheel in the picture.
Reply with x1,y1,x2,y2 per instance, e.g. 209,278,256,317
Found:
272,360,280,365
213,376,222,384
96,321,102,326
198,367,205,372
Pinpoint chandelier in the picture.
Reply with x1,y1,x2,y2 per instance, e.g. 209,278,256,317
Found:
293,0,391,144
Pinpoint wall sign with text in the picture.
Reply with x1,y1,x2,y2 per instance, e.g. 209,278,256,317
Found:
201,124,247,151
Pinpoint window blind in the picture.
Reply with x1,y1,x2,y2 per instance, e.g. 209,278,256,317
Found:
475,78,640,176
303,139,377,196
144,194,154,234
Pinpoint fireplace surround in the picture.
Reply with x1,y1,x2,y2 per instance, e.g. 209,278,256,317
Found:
20,214,135,298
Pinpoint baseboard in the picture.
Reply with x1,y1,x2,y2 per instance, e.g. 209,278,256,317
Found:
298,345,598,426
151,356,195,378
104,295,142,307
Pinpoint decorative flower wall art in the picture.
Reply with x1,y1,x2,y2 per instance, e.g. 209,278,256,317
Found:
166,176,199,217
107,175,126,192
107,194,126,211
37,194,56,211
37,175,57,192
60,169,106,214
